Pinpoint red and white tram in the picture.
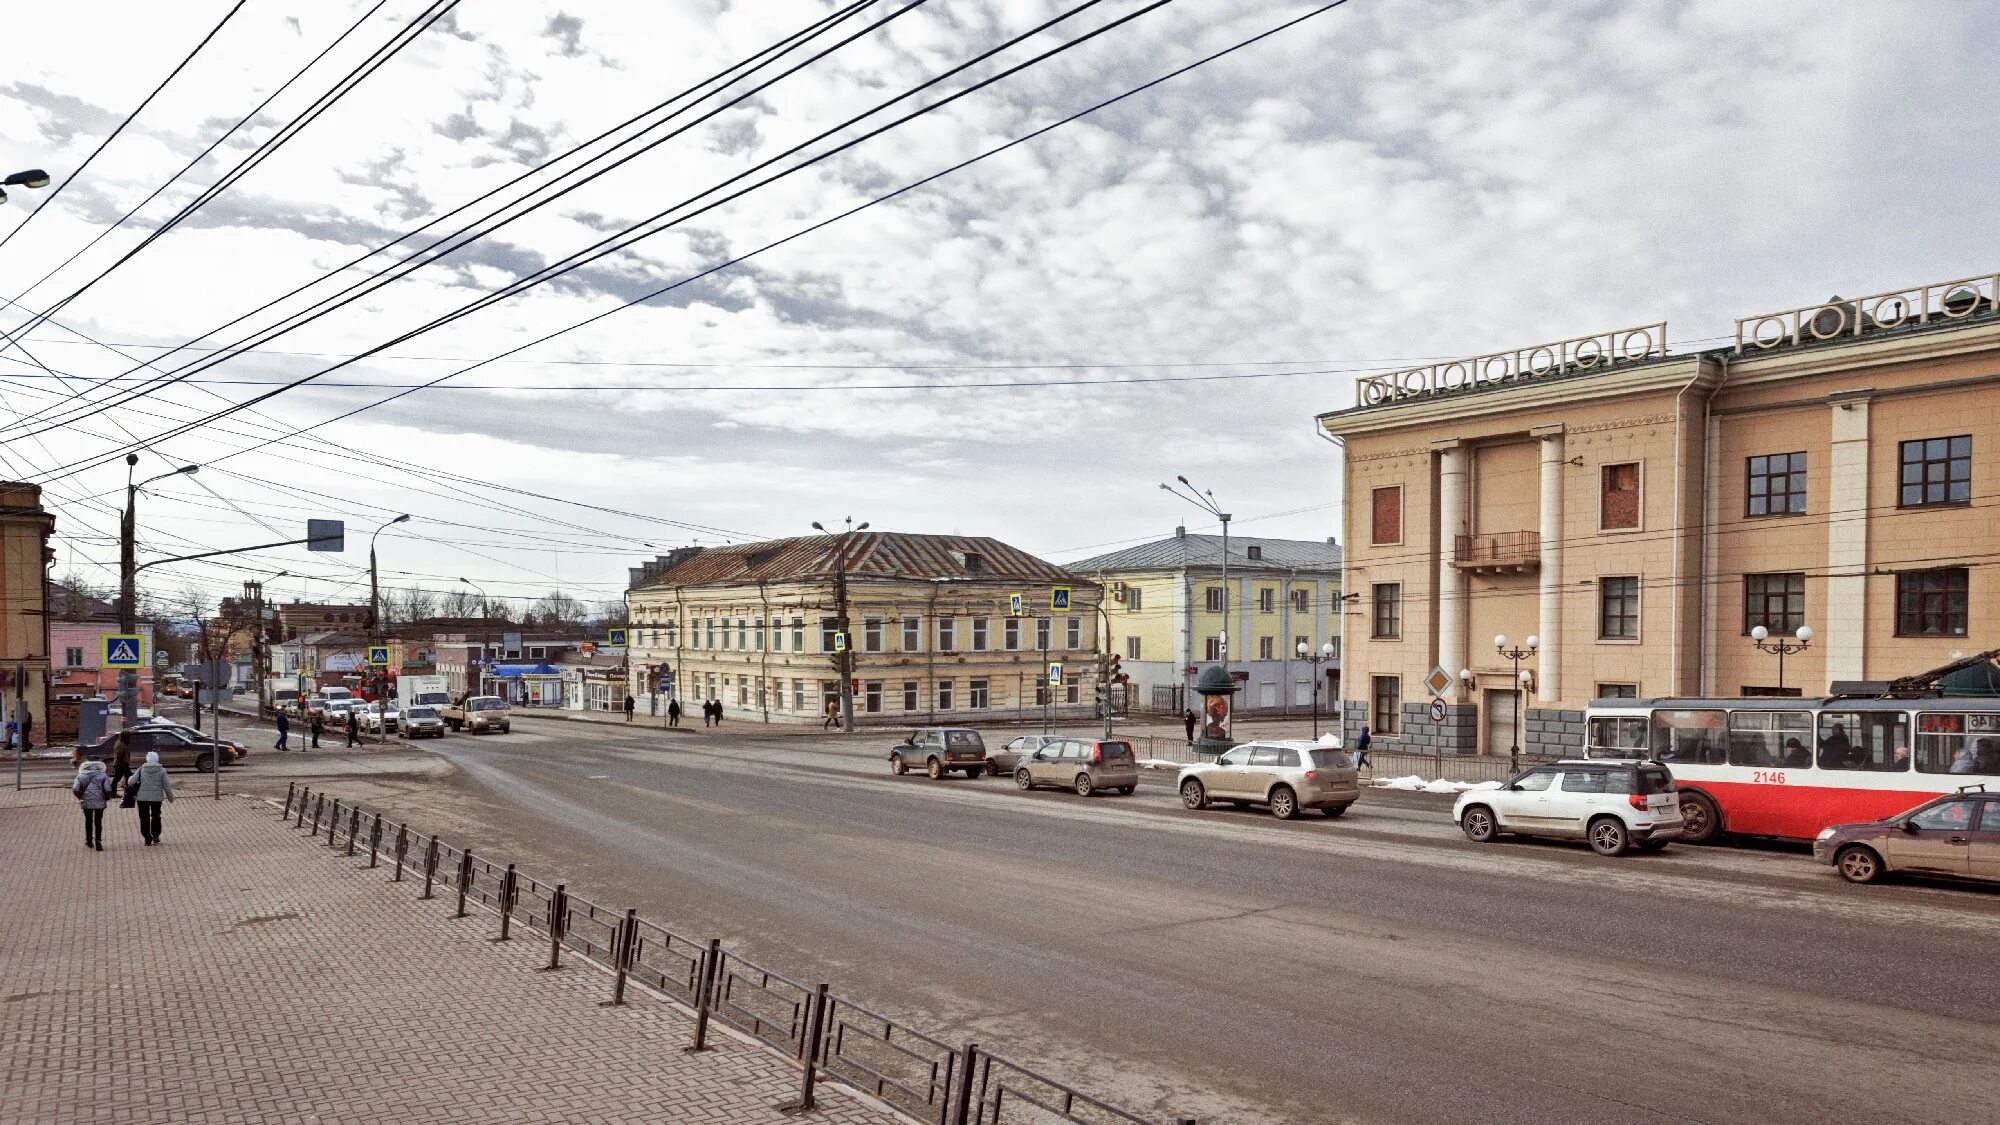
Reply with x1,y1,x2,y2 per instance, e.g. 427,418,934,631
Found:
1583,697,2000,842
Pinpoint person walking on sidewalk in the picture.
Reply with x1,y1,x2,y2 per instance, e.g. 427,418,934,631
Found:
308,708,322,750
345,707,361,748
131,750,175,846
274,710,290,752
711,698,724,728
1183,709,1197,745
1353,725,1372,771
623,694,635,722
667,698,682,727
823,699,840,731
73,760,114,851
109,733,134,799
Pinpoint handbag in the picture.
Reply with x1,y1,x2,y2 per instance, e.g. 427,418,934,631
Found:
120,774,137,809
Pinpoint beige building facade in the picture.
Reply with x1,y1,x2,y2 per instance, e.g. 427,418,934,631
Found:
625,534,1101,726
2,482,55,744
1320,272,2000,757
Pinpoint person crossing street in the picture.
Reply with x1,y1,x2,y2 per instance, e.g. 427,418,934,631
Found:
345,707,361,748
274,710,290,751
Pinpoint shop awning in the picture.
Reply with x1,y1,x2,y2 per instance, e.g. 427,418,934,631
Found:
487,662,560,679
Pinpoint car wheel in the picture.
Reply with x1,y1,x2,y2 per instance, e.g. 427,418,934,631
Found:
1321,804,1349,818
1117,786,1134,796
1837,844,1885,884
195,753,215,774
926,757,943,779
1588,816,1630,857
1268,785,1299,820
1075,774,1094,797
1015,768,1033,790
890,754,907,776
1460,805,1497,843
1678,791,1722,845
986,760,1000,777
1179,779,1207,810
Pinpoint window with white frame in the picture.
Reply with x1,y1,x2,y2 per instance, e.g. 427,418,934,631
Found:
736,619,747,649
1291,588,1310,614
1003,618,1021,651
864,617,884,653
969,679,989,709
792,617,805,651
64,647,84,667
754,618,766,650
1126,636,1141,659
1204,636,1222,661
902,615,921,652
938,678,954,709
938,616,956,652
864,681,883,713
792,680,806,711
1258,588,1274,614
1126,587,1143,611
971,617,989,652
1035,617,1051,651
902,681,919,711
1065,616,1081,649
1259,637,1274,660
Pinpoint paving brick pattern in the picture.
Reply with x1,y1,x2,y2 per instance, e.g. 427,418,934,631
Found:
0,789,901,1125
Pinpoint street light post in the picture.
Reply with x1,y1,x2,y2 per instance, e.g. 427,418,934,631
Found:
811,519,868,734
1161,477,1232,732
1297,640,1337,739
1494,634,1539,775
0,167,50,206
119,455,198,727
1750,624,1813,694
458,578,489,700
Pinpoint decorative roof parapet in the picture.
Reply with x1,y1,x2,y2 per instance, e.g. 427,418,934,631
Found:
1733,273,1999,355
1351,322,1668,409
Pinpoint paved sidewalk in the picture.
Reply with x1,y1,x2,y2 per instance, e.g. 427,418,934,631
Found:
0,788,901,1125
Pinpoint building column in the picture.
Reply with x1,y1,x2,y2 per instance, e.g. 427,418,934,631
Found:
1434,442,1468,694
1536,428,1564,703
1825,395,1871,687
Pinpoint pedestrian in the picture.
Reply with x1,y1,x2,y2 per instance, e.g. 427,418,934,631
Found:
345,707,361,748
274,710,291,752
711,698,724,728
18,708,30,752
109,732,134,797
823,699,839,732
131,750,174,846
308,708,322,750
1183,708,1197,745
1354,724,1372,771
667,698,682,728
72,759,114,851
623,694,635,722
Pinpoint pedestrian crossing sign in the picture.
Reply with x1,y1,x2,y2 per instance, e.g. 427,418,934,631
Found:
834,632,849,652
367,646,390,666
1047,662,1063,686
1008,593,1024,617
1051,586,1071,611
103,634,143,667
607,627,628,647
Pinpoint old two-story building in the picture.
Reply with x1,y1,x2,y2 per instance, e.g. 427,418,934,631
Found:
1068,529,1344,716
625,534,1101,726
433,629,609,705
2,482,55,744
1320,271,2000,757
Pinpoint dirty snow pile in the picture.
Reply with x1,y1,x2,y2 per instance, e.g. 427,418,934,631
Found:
1138,759,1185,770
1371,775,1503,794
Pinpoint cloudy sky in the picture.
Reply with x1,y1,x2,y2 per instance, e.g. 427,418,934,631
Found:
0,0,1992,614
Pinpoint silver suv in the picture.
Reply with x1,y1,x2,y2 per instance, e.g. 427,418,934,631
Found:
1013,737,1140,797
1454,760,1681,856
1178,740,1360,819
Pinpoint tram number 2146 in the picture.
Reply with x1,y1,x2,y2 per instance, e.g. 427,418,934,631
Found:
1750,770,1789,785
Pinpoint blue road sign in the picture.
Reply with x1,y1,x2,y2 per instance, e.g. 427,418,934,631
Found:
1051,586,1071,611
103,634,143,667
1047,662,1063,686
366,646,390,666
607,627,628,646
1008,593,1024,617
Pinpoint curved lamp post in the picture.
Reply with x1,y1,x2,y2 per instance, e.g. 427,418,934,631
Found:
1297,640,1336,739
1750,624,1812,694
1494,634,1539,773
0,168,50,206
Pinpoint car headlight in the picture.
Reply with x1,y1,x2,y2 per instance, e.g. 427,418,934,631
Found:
1815,827,1835,841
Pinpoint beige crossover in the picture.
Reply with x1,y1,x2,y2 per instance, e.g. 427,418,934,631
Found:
1178,740,1360,819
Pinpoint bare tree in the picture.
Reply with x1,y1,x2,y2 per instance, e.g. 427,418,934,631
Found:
531,589,586,627
48,571,109,618
437,587,480,619
390,585,438,625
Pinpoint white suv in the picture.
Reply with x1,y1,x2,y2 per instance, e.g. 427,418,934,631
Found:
1453,760,1682,856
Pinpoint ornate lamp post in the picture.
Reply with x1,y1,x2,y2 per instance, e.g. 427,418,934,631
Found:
1750,624,1812,694
1494,634,1538,774
1296,639,1336,740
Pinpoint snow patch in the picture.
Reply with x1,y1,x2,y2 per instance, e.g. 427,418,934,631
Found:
1138,759,1186,771
1371,775,1502,794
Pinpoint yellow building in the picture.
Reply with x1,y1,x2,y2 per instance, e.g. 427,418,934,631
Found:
625,534,1101,726
1069,528,1344,715
1319,271,2000,757
2,481,55,743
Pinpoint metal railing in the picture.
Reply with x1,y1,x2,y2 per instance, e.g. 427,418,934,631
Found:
275,782,1192,1124
1452,531,1539,569
1353,321,1667,408
1734,272,1998,354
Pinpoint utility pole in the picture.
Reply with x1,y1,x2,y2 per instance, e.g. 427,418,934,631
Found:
1161,477,1232,736
120,455,199,727
811,519,867,734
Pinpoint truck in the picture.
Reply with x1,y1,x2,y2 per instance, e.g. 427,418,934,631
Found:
396,675,451,719
264,675,305,714
441,694,512,734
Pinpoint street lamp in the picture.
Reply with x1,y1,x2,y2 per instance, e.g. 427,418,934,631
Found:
1750,624,1812,694
1494,633,1539,774
1297,639,1336,739
459,577,489,699
1161,477,1232,730
811,518,869,734
0,168,51,206
118,456,198,726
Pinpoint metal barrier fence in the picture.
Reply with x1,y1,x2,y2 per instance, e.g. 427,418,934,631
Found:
276,782,1192,1124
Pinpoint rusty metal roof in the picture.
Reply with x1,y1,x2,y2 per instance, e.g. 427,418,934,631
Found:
631,532,1084,590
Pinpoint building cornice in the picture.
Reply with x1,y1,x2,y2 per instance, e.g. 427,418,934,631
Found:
1718,316,2000,389
1318,356,1716,439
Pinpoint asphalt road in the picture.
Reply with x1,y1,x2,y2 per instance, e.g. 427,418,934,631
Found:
212,713,2000,1125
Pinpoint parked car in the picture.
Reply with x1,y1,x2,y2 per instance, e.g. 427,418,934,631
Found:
402,705,446,739
1454,760,1681,856
357,702,401,735
888,728,988,779
989,734,1060,776
1814,785,2000,885
442,695,511,734
1179,740,1360,820
76,728,239,773
1014,736,1140,796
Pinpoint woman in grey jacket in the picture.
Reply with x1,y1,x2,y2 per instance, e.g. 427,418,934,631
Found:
131,750,175,846
72,760,115,850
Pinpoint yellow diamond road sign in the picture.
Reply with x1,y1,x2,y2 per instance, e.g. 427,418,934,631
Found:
1424,665,1453,697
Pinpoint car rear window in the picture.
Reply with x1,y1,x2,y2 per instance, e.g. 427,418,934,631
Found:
947,731,985,750
1310,749,1351,769
1637,767,1674,795
1097,741,1133,761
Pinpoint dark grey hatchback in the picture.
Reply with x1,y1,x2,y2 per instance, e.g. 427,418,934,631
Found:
888,728,989,779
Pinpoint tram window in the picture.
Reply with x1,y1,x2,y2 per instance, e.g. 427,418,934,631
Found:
1817,711,1911,772
1651,710,1727,764
1587,717,1648,755
1915,713,2000,775
1726,711,1811,768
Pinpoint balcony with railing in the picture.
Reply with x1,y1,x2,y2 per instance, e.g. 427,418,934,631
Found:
1453,531,1540,574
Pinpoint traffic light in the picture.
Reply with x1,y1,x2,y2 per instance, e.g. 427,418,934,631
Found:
1107,653,1128,685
